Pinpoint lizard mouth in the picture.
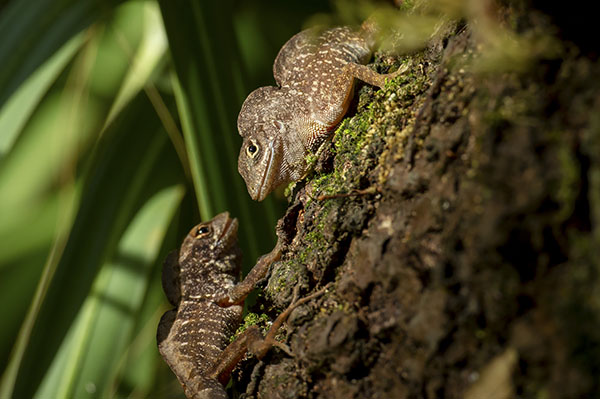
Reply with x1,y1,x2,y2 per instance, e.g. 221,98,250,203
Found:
217,214,239,246
255,141,276,201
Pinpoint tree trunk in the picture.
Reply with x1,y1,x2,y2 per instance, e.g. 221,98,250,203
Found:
232,2,600,398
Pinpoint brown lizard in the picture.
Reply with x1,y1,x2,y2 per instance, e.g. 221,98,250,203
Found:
157,212,323,399
237,25,403,201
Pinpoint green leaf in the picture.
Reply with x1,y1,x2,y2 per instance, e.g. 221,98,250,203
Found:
38,184,184,398
105,2,168,127
0,33,83,157
4,89,185,399
0,2,181,395
159,0,284,265
0,0,124,109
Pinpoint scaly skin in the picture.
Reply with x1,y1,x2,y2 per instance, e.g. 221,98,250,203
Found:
157,213,297,399
238,26,401,201
157,212,243,399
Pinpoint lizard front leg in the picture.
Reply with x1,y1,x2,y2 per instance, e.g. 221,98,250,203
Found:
216,239,284,307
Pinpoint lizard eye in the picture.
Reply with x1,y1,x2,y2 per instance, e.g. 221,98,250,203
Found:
246,141,259,158
195,225,211,238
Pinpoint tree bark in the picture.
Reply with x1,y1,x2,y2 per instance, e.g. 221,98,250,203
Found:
233,2,600,398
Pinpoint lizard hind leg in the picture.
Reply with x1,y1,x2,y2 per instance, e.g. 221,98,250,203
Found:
343,61,408,89
207,326,266,387
206,286,331,391
205,308,294,375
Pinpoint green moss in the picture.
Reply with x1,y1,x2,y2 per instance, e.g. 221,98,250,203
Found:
265,259,309,303
299,224,328,263
284,181,297,199
305,229,325,249
304,149,320,169
308,65,429,199
553,131,580,223
398,0,415,11
230,312,269,342
269,262,292,293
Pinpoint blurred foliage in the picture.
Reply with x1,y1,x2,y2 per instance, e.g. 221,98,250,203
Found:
0,0,328,397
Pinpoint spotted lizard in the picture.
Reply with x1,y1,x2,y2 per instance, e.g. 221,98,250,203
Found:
237,26,403,201
157,212,323,399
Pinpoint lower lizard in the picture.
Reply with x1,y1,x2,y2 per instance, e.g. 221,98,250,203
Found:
156,212,324,398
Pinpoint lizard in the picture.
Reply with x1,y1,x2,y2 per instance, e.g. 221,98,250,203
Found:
237,25,405,201
157,212,324,399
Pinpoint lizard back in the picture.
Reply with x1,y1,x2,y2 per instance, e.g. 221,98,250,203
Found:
273,26,372,127
273,27,372,90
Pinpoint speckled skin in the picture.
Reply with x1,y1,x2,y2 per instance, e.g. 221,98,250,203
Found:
157,213,330,398
238,26,399,201
157,212,242,399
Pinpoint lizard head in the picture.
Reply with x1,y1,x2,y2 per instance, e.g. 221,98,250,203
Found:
179,212,241,276
237,86,293,201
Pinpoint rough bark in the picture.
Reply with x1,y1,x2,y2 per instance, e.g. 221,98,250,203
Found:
232,2,600,398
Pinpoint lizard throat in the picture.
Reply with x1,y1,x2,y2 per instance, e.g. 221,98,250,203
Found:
256,141,276,201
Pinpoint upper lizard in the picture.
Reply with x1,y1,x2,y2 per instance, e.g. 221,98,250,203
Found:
237,26,401,201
